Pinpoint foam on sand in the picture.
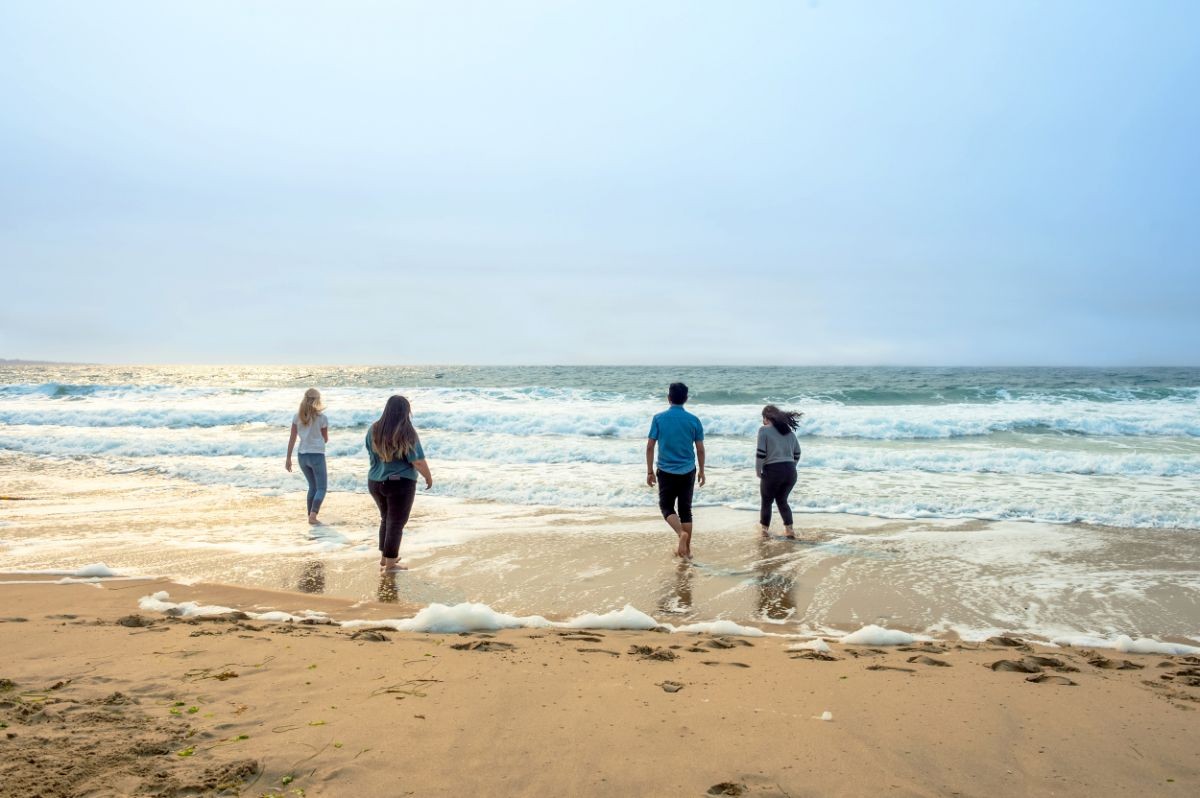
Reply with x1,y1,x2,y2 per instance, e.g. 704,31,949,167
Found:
1051,633,1200,657
670,619,767,637
73,563,119,577
365,603,554,634
138,593,771,637
787,638,833,653
839,625,917,646
562,605,660,631
2,563,123,578
138,591,237,617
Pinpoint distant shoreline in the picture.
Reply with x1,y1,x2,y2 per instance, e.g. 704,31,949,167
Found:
0,359,92,365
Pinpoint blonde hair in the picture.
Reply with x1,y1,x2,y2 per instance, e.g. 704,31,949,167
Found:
298,388,325,426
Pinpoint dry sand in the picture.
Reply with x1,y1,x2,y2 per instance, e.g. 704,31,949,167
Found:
2,578,1198,797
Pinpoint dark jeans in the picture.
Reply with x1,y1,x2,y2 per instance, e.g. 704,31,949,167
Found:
760,462,797,527
657,469,696,524
368,478,416,559
297,453,327,515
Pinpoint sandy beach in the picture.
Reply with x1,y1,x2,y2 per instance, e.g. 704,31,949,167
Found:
2,577,1198,797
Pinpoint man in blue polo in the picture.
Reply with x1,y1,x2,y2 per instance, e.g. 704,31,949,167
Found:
646,382,706,558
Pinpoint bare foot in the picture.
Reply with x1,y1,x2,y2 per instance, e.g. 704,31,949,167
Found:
308,513,320,525
381,557,407,572
760,524,770,539
784,526,796,540
678,531,692,559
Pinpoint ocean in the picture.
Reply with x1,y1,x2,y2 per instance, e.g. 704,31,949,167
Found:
2,364,1199,643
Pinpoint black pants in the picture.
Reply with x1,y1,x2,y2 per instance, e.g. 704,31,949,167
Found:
369,478,416,559
657,469,696,524
760,462,797,527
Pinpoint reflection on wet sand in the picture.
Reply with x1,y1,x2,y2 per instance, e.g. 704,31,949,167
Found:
657,561,693,616
297,560,326,594
754,539,797,621
377,574,399,603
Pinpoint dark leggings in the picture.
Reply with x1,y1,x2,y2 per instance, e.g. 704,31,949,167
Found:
760,462,797,528
657,469,696,524
368,478,416,559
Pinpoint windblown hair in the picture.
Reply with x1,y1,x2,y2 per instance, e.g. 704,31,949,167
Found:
298,388,325,426
371,395,419,462
762,404,803,435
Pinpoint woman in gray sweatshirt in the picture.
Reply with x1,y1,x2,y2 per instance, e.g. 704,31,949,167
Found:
756,405,803,538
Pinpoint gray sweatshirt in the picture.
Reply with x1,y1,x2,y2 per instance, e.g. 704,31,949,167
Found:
755,425,801,477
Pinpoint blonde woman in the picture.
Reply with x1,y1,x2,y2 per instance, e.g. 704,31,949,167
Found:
367,395,432,572
285,388,329,524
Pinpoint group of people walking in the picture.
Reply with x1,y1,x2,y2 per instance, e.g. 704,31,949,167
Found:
285,382,803,572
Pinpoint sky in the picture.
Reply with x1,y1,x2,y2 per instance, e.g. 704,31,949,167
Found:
2,1,1198,365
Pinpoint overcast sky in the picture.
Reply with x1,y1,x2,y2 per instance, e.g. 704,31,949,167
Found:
2,1,1198,365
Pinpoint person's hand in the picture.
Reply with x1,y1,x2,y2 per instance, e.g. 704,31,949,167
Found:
646,471,656,487
285,457,293,473
697,470,706,487
424,475,433,490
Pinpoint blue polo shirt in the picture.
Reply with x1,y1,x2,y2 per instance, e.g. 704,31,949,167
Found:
365,428,426,482
648,405,704,475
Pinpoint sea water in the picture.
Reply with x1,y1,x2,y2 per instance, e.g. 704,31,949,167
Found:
2,365,1199,641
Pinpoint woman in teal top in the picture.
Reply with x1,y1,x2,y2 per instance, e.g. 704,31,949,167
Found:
366,395,433,573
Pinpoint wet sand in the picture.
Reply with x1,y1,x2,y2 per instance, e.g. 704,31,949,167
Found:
3,453,1199,642
2,578,1198,797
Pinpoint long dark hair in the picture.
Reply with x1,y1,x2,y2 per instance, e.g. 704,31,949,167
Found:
762,404,802,435
371,395,418,461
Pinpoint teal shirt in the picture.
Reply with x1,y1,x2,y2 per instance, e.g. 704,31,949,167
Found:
365,428,426,482
648,405,704,474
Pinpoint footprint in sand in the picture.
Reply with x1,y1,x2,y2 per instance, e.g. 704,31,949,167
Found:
628,645,678,661
1088,656,1144,671
790,651,839,662
987,635,1032,651
705,637,754,650
450,640,515,652
989,659,1042,674
349,630,390,642
906,655,950,667
701,661,751,668
1026,674,1077,686
576,648,621,657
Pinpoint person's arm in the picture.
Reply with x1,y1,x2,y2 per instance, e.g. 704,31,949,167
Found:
321,426,329,443
756,427,767,478
412,459,433,490
695,441,706,487
285,423,298,471
793,433,801,463
645,439,657,486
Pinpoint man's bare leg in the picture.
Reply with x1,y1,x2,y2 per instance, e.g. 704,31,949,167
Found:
664,513,687,557
680,521,693,559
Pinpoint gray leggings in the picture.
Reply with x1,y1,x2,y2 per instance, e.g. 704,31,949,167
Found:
297,453,327,514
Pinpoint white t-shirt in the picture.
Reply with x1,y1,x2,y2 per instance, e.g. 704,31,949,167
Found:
294,412,328,454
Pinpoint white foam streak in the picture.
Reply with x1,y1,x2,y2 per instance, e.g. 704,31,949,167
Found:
839,625,918,645
137,594,774,636
1051,634,1200,656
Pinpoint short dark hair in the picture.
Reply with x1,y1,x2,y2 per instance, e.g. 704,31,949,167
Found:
668,382,689,405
